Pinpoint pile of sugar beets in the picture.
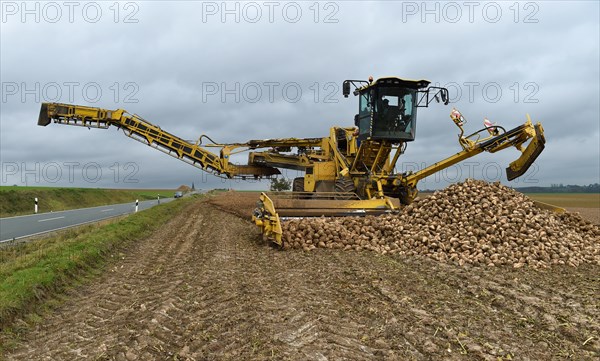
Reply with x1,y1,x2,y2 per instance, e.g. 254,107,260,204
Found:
281,179,600,268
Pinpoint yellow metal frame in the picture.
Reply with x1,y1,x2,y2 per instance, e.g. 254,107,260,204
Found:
39,102,544,201
252,192,399,244
252,193,283,245
39,97,547,244
532,200,566,213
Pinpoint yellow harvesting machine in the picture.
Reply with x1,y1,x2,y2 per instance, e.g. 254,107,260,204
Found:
38,76,545,244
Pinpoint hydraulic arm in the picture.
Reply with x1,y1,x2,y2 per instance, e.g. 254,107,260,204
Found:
398,114,545,189
38,103,280,178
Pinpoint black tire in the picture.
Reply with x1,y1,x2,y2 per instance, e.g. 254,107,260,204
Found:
398,186,418,205
334,177,355,199
292,177,305,192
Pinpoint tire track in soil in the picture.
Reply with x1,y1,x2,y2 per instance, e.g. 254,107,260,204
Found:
6,202,203,360
5,200,383,360
5,197,600,360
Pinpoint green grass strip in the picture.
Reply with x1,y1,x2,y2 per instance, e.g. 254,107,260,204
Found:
0,187,178,218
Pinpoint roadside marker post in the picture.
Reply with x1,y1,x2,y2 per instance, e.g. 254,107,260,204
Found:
34,197,38,214
135,199,139,213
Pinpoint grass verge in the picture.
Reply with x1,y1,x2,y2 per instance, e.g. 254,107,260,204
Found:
0,186,176,218
0,195,197,353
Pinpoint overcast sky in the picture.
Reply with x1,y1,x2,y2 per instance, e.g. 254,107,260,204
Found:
1,0,599,191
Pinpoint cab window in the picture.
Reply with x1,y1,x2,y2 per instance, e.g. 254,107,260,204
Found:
359,92,371,116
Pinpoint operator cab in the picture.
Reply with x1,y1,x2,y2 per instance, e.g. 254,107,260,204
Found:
344,77,448,143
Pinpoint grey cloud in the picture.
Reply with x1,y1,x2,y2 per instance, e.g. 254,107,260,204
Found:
1,1,598,190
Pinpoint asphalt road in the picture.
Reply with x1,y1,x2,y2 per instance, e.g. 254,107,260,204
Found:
0,198,175,243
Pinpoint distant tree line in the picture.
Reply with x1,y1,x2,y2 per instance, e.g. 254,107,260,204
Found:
419,183,600,193
514,183,600,193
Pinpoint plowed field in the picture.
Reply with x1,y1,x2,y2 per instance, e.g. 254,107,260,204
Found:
5,195,599,360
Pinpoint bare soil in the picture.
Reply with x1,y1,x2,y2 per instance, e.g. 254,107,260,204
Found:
4,195,599,360
567,207,600,225
207,190,261,219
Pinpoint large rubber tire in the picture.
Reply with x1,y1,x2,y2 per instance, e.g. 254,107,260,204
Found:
334,177,355,199
398,186,418,205
292,177,305,192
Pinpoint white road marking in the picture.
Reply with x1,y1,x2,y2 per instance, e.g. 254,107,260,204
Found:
38,216,65,222
100,209,114,212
